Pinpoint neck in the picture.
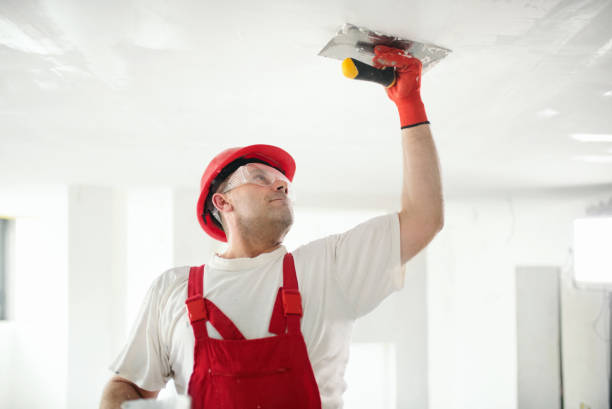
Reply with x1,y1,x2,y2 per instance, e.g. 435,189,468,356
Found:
220,216,289,259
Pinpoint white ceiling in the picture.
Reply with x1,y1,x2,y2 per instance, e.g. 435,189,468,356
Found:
1,0,611,202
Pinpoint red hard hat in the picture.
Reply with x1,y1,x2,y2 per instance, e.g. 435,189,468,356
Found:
196,144,296,242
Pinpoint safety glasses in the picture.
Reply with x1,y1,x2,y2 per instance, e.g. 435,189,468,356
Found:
210,163,295,223
221,163,292,194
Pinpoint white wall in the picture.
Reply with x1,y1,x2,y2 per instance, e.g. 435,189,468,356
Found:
1,184,609,409
67,186,127,409
172,188,221,268
516,266,562,409
0,185,68,409
67,186,177,408
0,185,183,409
125,189,174,329
427,189,611,409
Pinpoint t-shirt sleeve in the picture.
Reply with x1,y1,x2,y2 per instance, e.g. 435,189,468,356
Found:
329,212,405,318
108,272,172,391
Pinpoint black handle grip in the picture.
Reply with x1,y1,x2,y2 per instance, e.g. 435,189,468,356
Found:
342,58,396,88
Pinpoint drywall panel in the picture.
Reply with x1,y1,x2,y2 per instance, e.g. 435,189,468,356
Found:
516,266,561,409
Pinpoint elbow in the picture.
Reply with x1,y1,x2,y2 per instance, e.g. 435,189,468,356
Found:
426,217,444,249
425,216,444,243
436,214,444,232
428,217,444,241
433,204,445,232
426,211,444,235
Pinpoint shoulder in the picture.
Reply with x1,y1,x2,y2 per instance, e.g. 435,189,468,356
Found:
150,265,192,305
291,234,335,262
336,213,398,238
154,265,191,287
291,213,398,258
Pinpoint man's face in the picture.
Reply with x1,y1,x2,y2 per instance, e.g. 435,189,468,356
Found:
220,176,294,241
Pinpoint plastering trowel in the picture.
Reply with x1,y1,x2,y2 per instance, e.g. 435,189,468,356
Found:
318,23,451,87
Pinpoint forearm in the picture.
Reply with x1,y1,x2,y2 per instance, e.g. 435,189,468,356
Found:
400,124,444,226
99,377,153,409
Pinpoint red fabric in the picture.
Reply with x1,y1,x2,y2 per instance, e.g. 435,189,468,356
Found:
185,254,322,409
373,45,428,128
187,266,246,340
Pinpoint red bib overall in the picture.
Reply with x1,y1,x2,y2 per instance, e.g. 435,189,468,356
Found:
185,252,322,409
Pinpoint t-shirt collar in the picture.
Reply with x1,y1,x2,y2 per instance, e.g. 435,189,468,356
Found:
208,245,287,271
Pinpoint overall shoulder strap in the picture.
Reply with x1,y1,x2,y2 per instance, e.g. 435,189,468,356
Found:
282,253,299,290
188,265,204,297
186,265,207,340
269,253,303,335
185,265,246,340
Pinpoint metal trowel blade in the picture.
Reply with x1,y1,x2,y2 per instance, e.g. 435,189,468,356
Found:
318,23,451,73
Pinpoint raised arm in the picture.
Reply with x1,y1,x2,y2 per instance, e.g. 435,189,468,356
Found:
398,124,443,264
373,46,444,265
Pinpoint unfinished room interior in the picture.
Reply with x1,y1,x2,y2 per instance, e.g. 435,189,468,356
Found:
0,0,610,408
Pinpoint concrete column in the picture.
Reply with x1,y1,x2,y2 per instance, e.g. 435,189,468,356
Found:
67,186,127,409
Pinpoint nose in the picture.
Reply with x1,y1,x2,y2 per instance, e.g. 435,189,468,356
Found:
274,179,288,194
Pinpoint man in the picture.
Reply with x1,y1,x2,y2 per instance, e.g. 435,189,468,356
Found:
100,46,443,409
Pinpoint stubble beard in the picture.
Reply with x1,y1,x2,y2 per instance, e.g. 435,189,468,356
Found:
236,204,294,244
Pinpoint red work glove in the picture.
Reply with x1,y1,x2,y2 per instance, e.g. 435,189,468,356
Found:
373,45,429,129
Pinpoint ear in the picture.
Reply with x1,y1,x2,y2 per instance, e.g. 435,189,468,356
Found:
212,192,233,214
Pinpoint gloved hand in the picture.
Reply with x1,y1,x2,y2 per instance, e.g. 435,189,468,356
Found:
373,45,429,129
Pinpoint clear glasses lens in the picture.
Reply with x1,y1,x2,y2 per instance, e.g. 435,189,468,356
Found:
222,163,290,192
211,163,296,225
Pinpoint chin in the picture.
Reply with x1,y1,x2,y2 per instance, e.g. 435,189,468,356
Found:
273,208,294,231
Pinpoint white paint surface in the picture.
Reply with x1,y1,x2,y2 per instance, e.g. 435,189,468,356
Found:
0,0,611,195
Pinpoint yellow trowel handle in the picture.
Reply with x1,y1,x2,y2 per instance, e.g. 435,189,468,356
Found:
342,58,396,88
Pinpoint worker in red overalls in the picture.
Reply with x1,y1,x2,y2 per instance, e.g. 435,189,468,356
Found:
100,46,443,409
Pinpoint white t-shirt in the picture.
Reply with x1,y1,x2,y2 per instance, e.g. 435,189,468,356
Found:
109,213,405,409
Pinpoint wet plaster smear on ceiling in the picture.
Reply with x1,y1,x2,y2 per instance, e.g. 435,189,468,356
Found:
1,0,611,198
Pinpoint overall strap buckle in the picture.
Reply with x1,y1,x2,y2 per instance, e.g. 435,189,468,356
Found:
185,296,208,323
281,288,303,317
